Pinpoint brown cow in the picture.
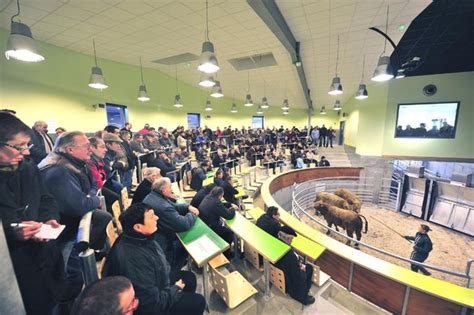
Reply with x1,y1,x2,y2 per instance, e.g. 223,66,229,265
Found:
314,203,368,248
314,192,351,211
334,188,362,213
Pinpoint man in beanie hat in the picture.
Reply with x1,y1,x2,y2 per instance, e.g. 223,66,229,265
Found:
275,225,315,305
404,224,433,275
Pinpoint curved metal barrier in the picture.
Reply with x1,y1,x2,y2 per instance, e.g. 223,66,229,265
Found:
291,176,472,286
259,167,474,314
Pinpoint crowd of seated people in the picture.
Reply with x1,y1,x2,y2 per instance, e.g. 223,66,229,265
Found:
0,111,333,313
395,122,455,138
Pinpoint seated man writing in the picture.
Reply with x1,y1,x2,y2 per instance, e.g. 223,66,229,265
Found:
103,203,205,315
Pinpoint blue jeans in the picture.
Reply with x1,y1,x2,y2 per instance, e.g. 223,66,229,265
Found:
119,169,133,193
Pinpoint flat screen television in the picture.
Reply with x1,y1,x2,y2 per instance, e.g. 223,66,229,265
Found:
394,102,460,138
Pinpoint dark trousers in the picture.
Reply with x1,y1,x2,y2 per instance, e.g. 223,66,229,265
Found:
318,135,326,147
169,271,206,315
410,256,431,275
211,224,234,259
289,264,313,304
325,137,333,148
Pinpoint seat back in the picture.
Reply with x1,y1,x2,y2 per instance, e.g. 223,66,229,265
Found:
270,264,286,294
120,187,130,210
106,221,119,247
111,201,123,233
209,265,230,305
243,242,262,271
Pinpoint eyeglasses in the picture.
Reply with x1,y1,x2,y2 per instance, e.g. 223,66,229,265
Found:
71,143,91,149
123,296,139,314
0,142,34,152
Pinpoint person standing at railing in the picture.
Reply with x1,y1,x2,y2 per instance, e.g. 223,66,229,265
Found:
404,224,433,276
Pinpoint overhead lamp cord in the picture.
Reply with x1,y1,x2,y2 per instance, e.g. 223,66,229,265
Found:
335,35,340,75
382,4,389,54
11,0,20,22
205,0,209,41
139,57,144,84
175,65,179,93
93,39,98,67
361,54,366,82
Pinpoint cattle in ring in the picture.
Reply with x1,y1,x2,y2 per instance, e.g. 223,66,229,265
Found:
334,188,362,213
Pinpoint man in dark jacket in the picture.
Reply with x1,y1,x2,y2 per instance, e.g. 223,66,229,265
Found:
256,206,281,238
132,167,161,205
198,186,236,259
319,125,327,147
0,113,64,314
404,224,433,275
275,226,315,305
29,120,54,164
119,130,137,193
39,131,112,305
103,203,205,315
190,161,210,191
190,183,216,208
143,177,199,274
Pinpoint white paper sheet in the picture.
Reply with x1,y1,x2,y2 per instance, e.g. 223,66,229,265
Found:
35,224,66,240
186,235,221,264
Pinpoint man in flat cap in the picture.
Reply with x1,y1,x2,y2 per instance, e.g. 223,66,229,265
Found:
404,224,433,275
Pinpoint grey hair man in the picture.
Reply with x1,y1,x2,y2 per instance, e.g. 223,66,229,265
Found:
29,120,54,163
143,177,199,276
38,131,112,306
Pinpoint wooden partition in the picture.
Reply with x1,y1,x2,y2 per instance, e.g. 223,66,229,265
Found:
261,167,473,315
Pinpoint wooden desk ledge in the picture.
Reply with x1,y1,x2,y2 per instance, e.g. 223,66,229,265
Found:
247,207,326,261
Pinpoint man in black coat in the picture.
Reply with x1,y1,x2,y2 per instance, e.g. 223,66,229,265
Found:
275,226,315,305
0,113,64,314
190,183,216,208
190,161,210,191
404,224,433,275
256,206,281,238
103,203,205,315
319,125,327,147
198,186,236,259
29,120,54,164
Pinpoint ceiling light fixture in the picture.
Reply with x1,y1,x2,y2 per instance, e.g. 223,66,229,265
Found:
256,104,263,115
333,100,342,111
282,109,289,115
210,80,223,98
244,72,254,106
5,0,44,62
231,103,237,113
88,39,108,90
199,73,216,87
371,5,394,82
205,99,213,111
355,55,369,100
137,57,150,102
281,99,289,110
328,35,343,95
320,106,326,115
173,66,183,107
197,0,219,74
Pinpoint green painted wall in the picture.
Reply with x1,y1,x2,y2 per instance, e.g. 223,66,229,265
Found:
383,71,474,160
0,28,339,131
340,71,474,160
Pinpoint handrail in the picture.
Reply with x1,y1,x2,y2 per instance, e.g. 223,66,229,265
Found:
292,176,473,287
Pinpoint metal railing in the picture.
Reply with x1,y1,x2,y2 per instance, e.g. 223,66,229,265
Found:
291,176,473,288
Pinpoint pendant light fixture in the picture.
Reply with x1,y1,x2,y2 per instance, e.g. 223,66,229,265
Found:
88,39,108,90
371,5,394,82
230,95,237,113
256,104,263,115
328,35,343,95
205,99,213,111
282,109,289,115
197,0,220,74
281,99,289,110
173,66,183,107
355,55,369,100
199,73,216,87
320,106,327,115
261,80,269,109
333,100,342,111
5,0,44,62
210,80,223,98
137,57,150,102
244,72,253,106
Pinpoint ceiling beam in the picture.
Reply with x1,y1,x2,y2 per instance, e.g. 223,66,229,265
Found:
247,0,313,110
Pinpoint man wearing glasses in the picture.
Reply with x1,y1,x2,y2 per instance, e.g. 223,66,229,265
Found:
38,131,112,310
0,113,63,314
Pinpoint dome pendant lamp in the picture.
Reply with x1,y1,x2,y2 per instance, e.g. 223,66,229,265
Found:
328,35,343,95
261,80,269,109
320,106,327,115
244,72,254,106
137,57,150,102
371,5,394,82
5,0,44,62
88,39,108,90
230,95,237,113
205,99,213,111
355,55,369,100
210,80,224,98
333,100,342,111
197,0,220,74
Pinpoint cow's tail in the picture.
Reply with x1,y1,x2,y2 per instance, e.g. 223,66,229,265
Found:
359,214,368,233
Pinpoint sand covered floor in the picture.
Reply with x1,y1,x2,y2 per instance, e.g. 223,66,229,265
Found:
301,204,474,287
